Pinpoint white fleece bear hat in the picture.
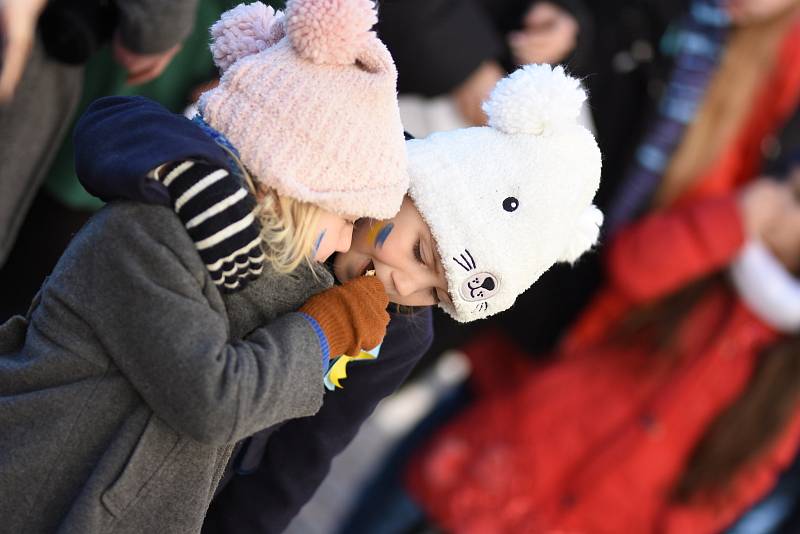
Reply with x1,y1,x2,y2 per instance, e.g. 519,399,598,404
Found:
407,64,603,322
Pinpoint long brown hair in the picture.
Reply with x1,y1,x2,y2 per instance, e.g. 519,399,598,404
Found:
616,275,800,503
675,334,800,502
654,3,800,206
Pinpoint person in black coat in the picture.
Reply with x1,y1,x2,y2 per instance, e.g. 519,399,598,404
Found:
376,0,594,126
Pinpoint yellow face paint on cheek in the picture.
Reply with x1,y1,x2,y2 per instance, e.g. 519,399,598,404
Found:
366,222,394,249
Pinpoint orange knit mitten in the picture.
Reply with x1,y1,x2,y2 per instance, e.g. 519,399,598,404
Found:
299,276,390,358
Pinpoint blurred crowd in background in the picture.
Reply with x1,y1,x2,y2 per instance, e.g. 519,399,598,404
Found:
1,0,800,532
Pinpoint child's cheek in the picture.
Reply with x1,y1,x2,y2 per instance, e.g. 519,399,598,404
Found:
365,221,395,250
312,230,333,262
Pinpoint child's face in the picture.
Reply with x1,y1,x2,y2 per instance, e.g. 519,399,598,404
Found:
312,210,354,262
333,196,450,306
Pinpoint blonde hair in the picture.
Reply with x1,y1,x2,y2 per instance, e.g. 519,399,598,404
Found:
224,146,322,274
253,187,322,273
654,2,800,206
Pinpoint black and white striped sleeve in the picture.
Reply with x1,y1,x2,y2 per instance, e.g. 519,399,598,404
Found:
157,160,264,293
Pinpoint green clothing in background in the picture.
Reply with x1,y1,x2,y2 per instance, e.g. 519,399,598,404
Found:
45,0,285,210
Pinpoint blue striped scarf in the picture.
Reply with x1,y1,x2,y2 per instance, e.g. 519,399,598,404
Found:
606,0,731,234
191,114,246,183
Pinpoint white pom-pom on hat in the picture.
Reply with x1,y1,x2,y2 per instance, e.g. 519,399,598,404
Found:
210,2,285,72
285,0,377,65
483,64,586,136
559,205,604,263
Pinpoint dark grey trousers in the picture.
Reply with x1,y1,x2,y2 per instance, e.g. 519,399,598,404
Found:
0,40,83,267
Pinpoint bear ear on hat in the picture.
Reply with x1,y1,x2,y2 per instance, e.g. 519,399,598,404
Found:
210,2,286,72
285,0,378,65
483,64,586,136
559,205,604,263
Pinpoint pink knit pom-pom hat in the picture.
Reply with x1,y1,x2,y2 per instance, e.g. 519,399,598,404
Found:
198,0,408,220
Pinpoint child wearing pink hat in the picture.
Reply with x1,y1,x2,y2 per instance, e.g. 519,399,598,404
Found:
0,1,410,532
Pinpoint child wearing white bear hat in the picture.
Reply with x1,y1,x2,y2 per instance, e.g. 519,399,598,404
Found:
336,63,603,322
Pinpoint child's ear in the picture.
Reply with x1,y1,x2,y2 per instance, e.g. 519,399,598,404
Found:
559,205,603,264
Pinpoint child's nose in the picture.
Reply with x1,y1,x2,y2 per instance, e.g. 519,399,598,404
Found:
390,270,417,297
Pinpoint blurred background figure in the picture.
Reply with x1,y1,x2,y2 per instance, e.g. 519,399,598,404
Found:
375,0,592,136
0,0,274,321
0,0,195,269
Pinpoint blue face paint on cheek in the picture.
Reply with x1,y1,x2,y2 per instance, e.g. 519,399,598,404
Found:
313,230,326,254
374,223,394,249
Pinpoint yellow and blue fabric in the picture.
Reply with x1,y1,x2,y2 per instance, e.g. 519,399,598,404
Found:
324,345,381,391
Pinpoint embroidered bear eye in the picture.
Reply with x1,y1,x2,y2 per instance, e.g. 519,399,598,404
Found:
503,197,519,212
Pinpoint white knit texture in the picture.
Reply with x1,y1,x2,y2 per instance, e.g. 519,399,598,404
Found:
483,64,585,136
408,65,602,322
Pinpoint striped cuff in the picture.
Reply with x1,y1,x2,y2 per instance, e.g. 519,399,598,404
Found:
158,160,264,293
298,312,331,374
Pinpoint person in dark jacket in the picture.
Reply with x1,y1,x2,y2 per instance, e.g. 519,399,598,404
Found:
0,0,196,268
376,0,594,126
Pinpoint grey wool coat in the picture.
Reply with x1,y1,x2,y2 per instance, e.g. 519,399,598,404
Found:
0,202,333,533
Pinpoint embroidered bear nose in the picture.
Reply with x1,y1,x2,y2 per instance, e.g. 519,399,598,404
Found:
460,272,500,302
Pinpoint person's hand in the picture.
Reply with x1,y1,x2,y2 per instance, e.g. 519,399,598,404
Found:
452,61,504,126
112,31,181,86
738,178,794,239
508,2,579,66
0,0,48,103
300,275,390,358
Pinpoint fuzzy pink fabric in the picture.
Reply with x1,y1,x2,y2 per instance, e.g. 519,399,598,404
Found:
286,0,377,65
210,3,285,71
199,0,407,220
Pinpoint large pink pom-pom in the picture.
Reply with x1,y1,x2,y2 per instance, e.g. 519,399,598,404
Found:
285,0,377,65
210,2,285,71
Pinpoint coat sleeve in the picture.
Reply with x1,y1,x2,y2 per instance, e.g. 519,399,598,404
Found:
60,203,325,446
604,194,746,304
114,0,199,54
202,307,435,534
376,0,504,96
74,96,231,206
